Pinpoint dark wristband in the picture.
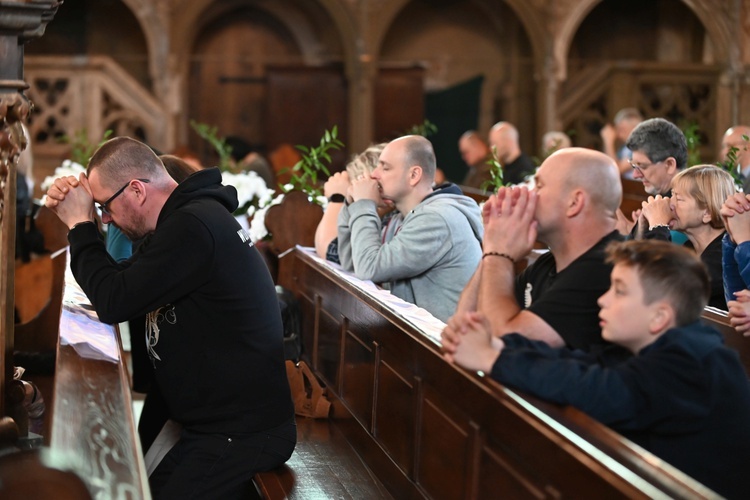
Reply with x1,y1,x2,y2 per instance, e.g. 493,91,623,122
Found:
328,194,346,203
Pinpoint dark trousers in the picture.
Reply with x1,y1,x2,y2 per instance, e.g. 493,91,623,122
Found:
149,418,296,499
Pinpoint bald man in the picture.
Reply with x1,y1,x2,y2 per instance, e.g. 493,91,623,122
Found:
488,121,536,185
337,135,483,322
442,148,625,355
721,125,750,192
458,130,491,188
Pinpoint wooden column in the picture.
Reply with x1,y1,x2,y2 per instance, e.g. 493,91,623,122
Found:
0,0,60,427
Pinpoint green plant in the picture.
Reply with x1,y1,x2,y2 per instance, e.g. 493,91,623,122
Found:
190,120,233,171
281,126,345,203
716,133,749,188
480,146,504,193
405,119,438,138
681,122,702,167
58,128,113,166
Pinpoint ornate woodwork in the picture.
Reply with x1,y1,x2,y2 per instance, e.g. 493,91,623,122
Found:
1,0,60,432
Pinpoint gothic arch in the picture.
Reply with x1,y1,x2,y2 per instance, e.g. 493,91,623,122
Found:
554,0,734,81
171,0,356,76
370,0,546,75
170,0,357,143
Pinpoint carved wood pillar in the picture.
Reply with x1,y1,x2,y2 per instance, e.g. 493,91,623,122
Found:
0,0,60,425
346,56,376,154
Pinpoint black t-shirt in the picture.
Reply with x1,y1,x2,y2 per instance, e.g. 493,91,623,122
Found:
514,231,623,352
504,153,536,185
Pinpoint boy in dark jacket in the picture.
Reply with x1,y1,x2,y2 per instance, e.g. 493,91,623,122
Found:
444,239,750,498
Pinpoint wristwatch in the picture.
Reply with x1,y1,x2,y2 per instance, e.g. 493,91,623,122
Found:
328,194,346,203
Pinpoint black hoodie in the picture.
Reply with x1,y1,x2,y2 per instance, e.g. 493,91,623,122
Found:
69,168,293,434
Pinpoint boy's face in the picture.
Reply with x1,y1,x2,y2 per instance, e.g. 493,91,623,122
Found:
597,263,661,354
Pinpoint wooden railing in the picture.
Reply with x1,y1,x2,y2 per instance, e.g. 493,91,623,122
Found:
278,248,715,499
24,55,170,177
50,254,150,499
558,61,721,159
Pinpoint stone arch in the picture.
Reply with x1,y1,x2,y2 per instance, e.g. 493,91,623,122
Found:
555,0,734,81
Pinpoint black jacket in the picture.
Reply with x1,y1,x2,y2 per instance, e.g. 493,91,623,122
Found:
69,168,293,434
492,322,750,498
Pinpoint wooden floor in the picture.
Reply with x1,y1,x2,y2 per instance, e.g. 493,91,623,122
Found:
255,417,392,499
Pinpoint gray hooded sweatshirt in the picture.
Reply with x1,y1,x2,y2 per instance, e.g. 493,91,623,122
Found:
337,183,483,322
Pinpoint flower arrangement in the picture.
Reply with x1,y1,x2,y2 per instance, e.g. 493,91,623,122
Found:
193,121,340,242
41,158,86,192
220,169,275,218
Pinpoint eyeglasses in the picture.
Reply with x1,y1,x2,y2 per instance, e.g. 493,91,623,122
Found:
629,159,664,173
97,178,150,215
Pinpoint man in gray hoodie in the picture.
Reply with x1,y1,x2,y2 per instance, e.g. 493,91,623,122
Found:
337,135,483,322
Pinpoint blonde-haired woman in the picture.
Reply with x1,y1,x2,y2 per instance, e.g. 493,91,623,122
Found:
315,143,389,262
640,165,736,309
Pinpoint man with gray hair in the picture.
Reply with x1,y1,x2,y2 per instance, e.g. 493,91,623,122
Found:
338,135,484,322
625,117,687,197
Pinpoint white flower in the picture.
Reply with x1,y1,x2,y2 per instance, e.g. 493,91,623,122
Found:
249,193,285,243
41,159,86,192
221,170,275,214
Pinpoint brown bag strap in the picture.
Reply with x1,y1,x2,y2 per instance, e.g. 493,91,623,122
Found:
285,360,330,419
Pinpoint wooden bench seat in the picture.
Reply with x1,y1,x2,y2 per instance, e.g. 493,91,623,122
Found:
254,417,391,499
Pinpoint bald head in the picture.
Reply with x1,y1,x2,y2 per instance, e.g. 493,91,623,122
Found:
392,134,436,184
722,125,750,168
489,122,521,163
547,147,622,215
459,130,489,167
490,122,519,143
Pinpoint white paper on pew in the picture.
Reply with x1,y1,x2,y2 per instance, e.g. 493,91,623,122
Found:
296,246,445,345
59,253,120,363
59,307,120,363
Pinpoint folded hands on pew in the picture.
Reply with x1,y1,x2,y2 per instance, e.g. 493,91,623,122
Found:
441,311,505,374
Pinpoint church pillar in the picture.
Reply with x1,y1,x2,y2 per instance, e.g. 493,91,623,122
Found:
346,55,376,154
0,0,60,428
536,51,563,138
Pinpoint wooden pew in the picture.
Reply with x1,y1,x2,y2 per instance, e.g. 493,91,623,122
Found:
621,177,647,216
49,252,150,499
273,249,714,499
701,307,750,377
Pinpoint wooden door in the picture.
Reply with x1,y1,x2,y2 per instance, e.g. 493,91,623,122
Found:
265,66,349,173
188,10,302,164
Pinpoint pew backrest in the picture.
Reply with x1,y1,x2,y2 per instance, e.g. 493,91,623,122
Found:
279,248,714,499
701,307,750,377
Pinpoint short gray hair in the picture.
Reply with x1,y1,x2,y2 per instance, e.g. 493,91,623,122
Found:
625,118,688,170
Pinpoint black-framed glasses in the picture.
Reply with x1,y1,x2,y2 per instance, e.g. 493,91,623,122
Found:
629,159,664,173
97,178,150,215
